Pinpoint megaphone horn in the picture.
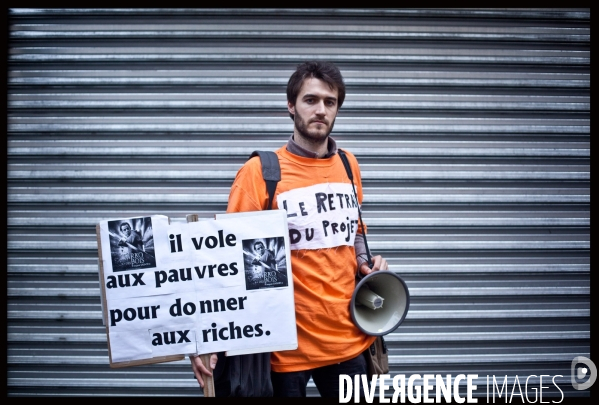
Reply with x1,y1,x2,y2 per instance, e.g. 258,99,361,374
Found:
350,271,410,336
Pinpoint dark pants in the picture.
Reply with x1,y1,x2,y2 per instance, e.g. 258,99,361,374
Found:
271,353,367,397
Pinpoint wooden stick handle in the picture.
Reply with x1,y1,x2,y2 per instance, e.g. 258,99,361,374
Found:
186,214,215,397
200,354,215,397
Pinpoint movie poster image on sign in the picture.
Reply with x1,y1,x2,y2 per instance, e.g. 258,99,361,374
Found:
242,237,288,290
108,216,156,272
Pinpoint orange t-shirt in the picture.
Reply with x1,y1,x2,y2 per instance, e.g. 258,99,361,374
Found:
227,146,376,372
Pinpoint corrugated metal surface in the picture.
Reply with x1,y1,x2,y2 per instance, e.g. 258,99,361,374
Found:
7,8,590,397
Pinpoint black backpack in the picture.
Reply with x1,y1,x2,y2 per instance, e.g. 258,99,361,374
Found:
249,150,281,210
214,149,379,396
211,151,279,397
248,149,388,380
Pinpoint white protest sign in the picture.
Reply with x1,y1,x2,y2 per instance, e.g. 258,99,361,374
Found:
96,210,297,366
277,182,360,250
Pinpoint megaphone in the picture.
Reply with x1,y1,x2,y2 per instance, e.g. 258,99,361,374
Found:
350,271,410,336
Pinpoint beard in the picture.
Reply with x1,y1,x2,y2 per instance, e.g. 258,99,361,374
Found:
293,109,336,144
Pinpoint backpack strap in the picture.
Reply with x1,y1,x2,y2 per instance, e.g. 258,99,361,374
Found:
249,151,281,210
337,148,354,181
338,148,373,269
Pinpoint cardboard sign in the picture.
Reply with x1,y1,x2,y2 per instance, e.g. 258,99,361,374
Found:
96,210,297,368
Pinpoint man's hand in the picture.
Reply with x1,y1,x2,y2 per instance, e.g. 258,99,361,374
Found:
359,255,388,276
190,353,218,388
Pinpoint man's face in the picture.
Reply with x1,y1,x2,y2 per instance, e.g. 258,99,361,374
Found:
255,243,265,254
288,78,339,143
120,224,131,237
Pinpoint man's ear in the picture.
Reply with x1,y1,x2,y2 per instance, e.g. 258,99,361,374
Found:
287,101,295,115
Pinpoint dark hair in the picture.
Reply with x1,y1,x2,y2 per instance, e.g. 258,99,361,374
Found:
254,241,265,249
120,222,131,231
286,61,345,120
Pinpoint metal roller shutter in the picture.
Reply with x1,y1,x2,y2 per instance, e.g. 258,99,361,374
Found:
7,8,590,397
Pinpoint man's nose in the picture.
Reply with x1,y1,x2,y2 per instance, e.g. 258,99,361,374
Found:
314,100,326,115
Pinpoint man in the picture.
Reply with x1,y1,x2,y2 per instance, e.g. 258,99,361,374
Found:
191,61,388,397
